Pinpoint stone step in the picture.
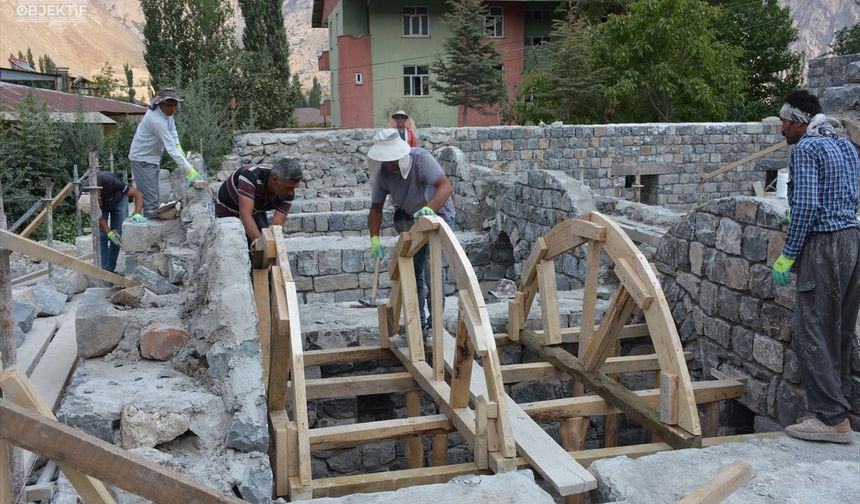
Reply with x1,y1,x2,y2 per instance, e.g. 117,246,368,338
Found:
284,231,513,304
284,209,397,237
290,196,374,214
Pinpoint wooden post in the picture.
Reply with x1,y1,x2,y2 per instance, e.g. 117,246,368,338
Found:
0,359,12,504
88,152,102,269
0,181,21,504
109,151,115,173
73,164,82,238
405,390,423,468
44,179,53,278
474,395,489,470
560,417,586,504
703,402,720,438
431,434,447,466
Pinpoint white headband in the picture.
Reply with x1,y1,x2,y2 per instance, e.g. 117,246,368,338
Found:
779,103,813,124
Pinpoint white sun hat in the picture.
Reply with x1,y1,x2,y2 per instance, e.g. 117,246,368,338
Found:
78,194,92,215
368,128,411,162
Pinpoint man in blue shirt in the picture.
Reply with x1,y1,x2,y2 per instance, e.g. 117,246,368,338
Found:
773,90,859,443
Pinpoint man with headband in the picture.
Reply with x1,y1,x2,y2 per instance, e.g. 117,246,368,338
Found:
774,90,859,443
129,88,202,218
366,129,454,337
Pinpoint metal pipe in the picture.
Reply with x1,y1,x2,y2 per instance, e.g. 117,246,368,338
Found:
8,200,45,233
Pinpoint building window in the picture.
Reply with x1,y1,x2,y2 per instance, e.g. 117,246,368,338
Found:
526,36,551,46
403,6,429,37
527,10,551,21
486,7,503,38
355,72,363,85
404,65,429,96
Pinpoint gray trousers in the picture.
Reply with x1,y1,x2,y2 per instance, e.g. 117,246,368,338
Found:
131,160,160,218
793,226,860,425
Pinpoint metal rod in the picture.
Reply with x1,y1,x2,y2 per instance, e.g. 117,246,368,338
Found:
73,164,82,237
8,199,44,233
88,152,101,270
44,179,53,278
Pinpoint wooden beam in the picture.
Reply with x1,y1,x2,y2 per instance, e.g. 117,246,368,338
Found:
660,371,679,425
448,309,474,409
0,229,134,287
430,234,444,381
309,414,453,450
520,380,743,421
432,434,448,466
270,410,290,497
303,346,396,367
502,322,650,346
519,329,701,449
19,173,83,238
614,257,653,309
536,260,562,345
252,269,271,388
397,256,425,362
499,352,692,383
701,142,786,181
678,461,755,504
11,253,93,286
268,266,290,411
579,285,639,371
405,390,424,468
303,372,420,400
0,398,245,503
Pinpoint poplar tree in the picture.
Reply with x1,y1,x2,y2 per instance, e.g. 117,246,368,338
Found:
307,77,323,108
123,63,136,102
431,0,506,124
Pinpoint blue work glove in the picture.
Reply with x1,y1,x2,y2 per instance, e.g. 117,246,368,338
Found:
412,206,435,219
779,209,790,226
131,213,147,223
370,236,384,259
771,254,795,286
186,167,201,187
107,230,120,246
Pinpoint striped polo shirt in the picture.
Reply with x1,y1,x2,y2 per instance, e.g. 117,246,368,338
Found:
215,165,293,218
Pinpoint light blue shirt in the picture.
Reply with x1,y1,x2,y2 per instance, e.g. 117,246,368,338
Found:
128,106,192,171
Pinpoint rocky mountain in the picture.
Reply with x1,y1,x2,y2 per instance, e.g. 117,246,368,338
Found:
0,0,856,103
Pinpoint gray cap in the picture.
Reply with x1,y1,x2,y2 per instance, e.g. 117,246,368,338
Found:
156,88,184,102
391,110,409,119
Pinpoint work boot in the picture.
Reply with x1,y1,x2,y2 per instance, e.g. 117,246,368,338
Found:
785,417,854,444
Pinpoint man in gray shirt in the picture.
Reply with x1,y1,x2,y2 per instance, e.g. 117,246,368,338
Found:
367,128,454,333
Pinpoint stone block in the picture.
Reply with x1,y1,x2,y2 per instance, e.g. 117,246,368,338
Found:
13,300,36,333
821,84,860,113
738,296,760,327
703,316,732,348
715,218,742,255
700,280,719,316
140,324,190,361
342,249,365,273
742,226,769,262
326,447,361,473
314,274,359,292
734,200,758,224
724,257,750,290
695,213,717,246
21,284,68,317
753,334,784,372
121,405,191,449
675,271,700,298
122,220,169,253
318,250,342,275
131,265,179,295
749,264,774,299
15,326,24,347
705,251,726,284
225,414,269,453
717,287,740,323
783,349,801,384
76,288,130,358
59,410,115,443
111,285,146,307
776,381,806,426
760,302,793,341
767,230,785,263
731,326,755,356
361,441,397,468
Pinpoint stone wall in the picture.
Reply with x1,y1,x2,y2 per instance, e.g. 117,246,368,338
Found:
654,196,860,431
232,120,788,209
807,54,860,113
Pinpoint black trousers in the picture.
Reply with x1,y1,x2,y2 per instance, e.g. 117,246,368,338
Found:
793,227,860,425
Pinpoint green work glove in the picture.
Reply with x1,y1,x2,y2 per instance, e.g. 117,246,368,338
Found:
107,230,120,246
370,235,384,259
131,213,147,223
779,209,791,226
771,254,795,286
412,206,435,219
186,167,201,187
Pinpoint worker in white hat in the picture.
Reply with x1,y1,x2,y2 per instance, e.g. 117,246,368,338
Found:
367,128,454,337
389,110,418,147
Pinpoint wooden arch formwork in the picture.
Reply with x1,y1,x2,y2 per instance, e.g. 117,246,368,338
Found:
253,215,748,502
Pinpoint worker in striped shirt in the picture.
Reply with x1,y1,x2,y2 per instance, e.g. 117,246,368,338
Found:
773,90,859,444
215,158,303,243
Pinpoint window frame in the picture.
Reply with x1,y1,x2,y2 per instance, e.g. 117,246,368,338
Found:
403,65,430,97
485,6,504,38
403,6,430,37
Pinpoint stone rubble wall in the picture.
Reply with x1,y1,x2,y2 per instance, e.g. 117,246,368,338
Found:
807,53,860,114
232,120,788,209
654,196,860,431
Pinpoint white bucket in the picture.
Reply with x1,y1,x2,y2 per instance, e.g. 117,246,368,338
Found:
776,170,789,199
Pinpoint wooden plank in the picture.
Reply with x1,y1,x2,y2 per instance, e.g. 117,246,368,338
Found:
377,302,393,348
660,371,679,425
397,256,425,362
542,220,589,262
703,402,720,437
614,257,653,309
678,461,755,504
448,309,473,408
19,175,81,238
568,219,606,242
0,436,10,504
475,395,489,470
311,462,488,498
701,142,786,181
579,285,638,371
303,372,419,399
270,225,293,281
303,347,396,367
431,434,448,466
270,410,290,497
17,317,58,376
519,329,701,449
405,390,424,468
430,234,444,380
0,368,116,504
579,241,601,358
253,269,271,388
536,260,562,345
506,292,523,342
309,414,452,450
521,380,744,420
0,398,242,504
500,354,692,383
752,181,765,197
512,322,651,345
268,266,290,411
282,278,311,486
441,329,596,495
11,253,93,286
0,229,134,287
25,481,56,501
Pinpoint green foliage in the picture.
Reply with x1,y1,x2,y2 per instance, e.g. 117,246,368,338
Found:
571,0,630,24
0,91,67,218
239,0,292,82
38,54,57,74
832,23,860,56
515,16,612,124
26,48,35,69
593,0,746,122
431,0,506,124
708,0,803,121
173,72,235,173
92,62,119,98
29,207,78,244
123,63,136,102
292,74,307,107
307,77,323,108
60,99,105,169
141,0,235,89
104,116,139,177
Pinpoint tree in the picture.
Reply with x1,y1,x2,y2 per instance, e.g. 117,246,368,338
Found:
141,0,235,89
431,0,506,124
92,62,118,98
291,74,306,107
593,0,746,122
515,15,612,124
239,0,292,82
25,47,35,69
832,4,860,56
0,91,66,219
708,0,803,121
307,77,323,108
61,99,105,169
123,63,136,102
38,54,57,74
